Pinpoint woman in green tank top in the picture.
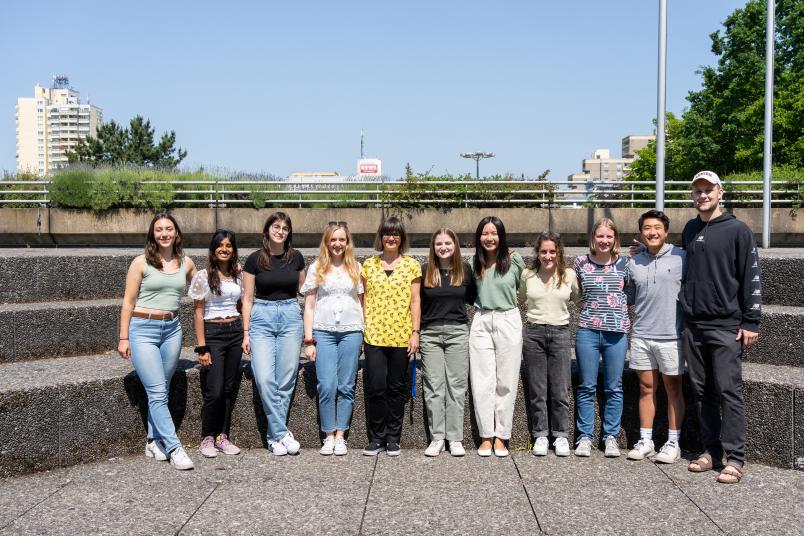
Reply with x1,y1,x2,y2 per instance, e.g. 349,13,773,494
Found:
118,211,197,470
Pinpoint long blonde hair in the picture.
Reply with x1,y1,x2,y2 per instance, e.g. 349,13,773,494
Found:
316,222,360,286
425,228,465,288
589,217,621,257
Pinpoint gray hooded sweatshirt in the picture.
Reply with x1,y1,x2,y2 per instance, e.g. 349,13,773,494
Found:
625,243,686,339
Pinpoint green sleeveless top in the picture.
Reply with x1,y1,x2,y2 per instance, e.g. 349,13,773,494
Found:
135,258,186,312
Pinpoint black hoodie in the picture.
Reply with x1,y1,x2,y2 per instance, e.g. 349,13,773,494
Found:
680,212,762,332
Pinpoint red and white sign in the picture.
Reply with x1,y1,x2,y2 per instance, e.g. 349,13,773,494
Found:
358,158,382,175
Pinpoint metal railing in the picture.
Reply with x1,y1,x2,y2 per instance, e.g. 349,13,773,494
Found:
0,178,801,208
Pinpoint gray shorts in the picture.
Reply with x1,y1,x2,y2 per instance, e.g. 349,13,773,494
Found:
629,337,684,375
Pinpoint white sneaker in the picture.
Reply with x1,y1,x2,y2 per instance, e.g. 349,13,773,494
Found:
169,446,195,470
320,436,335,456
267,439,288,456
553,437,571,457
604,436,621,458
145,439,168,461
424,439,445,457
449,441,465,457
575,437,592,457
627,438,655,460
333,437,348,456
532,436,549,456
280,432,300,455
654,441,681,464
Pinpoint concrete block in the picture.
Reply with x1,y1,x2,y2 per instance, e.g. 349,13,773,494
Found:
760,255,804,306
0,387,61,476
745,305,804,367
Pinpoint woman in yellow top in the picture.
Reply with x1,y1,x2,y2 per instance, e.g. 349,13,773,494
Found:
360,216,422,457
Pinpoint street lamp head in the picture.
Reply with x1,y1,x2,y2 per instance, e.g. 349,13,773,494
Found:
460,152,495,159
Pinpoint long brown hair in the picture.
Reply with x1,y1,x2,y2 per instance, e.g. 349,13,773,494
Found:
258,212,295,269
425,228,464,288
589,217,621,257
316,222,360,286
532,231,568,288
144,211,183,269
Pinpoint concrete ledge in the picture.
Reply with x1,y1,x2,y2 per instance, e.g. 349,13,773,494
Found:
1,352,802,477
1,250,801,306
2,207,803,247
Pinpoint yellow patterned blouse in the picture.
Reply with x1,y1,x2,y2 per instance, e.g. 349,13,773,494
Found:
361,255,422,347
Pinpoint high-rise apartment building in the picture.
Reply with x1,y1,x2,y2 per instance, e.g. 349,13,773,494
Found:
15,76,102,175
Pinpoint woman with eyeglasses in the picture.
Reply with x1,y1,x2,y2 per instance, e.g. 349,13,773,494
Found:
361,216,422,457
300,221,364,456
118,211,197,470
189,229,244,459
469,216,525,457
241,212,306,455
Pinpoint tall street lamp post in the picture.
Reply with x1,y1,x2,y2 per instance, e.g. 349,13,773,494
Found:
460,152,495,180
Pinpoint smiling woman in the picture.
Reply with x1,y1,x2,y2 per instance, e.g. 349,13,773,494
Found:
360,216,422,457
117,211,197,470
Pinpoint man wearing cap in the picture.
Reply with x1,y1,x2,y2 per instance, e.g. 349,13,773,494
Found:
681,170,761,484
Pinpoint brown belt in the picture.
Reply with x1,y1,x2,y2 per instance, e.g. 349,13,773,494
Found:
131,311,179,320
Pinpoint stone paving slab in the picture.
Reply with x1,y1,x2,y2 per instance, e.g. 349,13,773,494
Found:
655,457,804,535
515,451,717,535
1,448,803,535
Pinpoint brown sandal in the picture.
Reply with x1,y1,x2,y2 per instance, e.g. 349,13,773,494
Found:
717,463,743,484
688,453,714,472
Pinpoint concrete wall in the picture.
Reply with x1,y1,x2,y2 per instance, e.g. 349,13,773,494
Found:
1,207,803,247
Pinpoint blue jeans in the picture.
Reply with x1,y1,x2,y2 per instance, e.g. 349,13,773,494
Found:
313,330,362,433
129,316,183,453
250,298,303,441
575,327,627,441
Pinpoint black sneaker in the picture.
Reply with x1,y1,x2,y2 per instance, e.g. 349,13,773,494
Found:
362,441,385,456
386,442,401,457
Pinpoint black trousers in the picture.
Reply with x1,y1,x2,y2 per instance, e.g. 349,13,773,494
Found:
200,318,244,438
363,343,409,444
522,323,572,438
682,323,746,465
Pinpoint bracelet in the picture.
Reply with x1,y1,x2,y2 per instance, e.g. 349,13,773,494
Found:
303,338,317,346
194,345,211,355
119,337,129,340
412,329,421,334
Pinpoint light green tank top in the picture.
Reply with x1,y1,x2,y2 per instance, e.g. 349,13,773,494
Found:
135,258,186,312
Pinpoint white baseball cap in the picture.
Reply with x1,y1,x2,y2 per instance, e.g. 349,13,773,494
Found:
691,170,722,187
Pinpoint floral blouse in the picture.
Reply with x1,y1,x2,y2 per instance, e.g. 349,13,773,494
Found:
573,254,630,333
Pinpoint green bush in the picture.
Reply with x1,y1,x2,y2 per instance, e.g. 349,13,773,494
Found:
49,168,118,210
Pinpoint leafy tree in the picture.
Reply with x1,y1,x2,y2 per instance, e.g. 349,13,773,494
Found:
680,0,804,174
67,115,187,168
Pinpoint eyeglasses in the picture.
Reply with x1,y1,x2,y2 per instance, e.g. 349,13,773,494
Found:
270,224,290,234
328,221,348,228
383,233,401,238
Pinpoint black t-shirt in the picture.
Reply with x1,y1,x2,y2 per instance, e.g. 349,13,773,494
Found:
420,262,476,327
243,250,305,301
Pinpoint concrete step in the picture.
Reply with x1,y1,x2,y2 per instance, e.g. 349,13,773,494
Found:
1,351,802,477
744,305,804,368
3,298,801,369
1,249,801,306
0,298,196,362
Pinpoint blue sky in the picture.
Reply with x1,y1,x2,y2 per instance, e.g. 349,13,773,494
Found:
1,0,748,180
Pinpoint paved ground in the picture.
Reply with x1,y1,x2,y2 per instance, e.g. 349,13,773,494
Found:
1,448,803,535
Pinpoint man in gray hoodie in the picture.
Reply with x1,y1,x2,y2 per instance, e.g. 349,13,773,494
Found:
625,209,685,464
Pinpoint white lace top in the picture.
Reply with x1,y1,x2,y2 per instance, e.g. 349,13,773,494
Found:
300,260,364,332
188,269,243,320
